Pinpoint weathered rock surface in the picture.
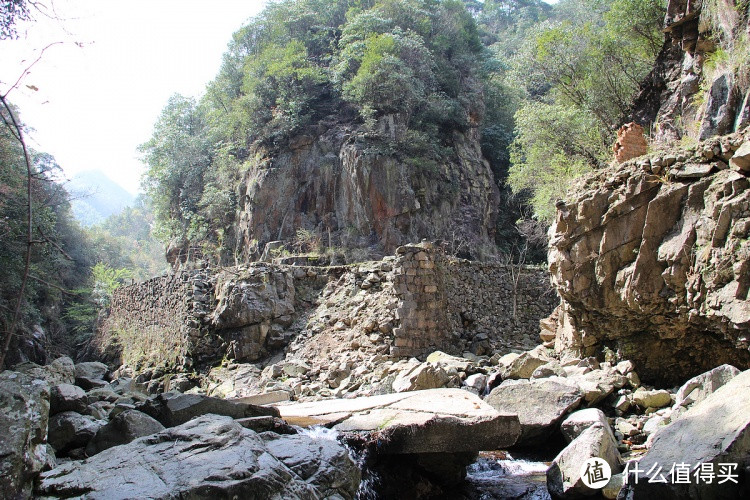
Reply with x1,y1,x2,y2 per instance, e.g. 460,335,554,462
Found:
631,1,747,144
228,118,501,263
86,409,165,455
75,361,109,382
485,378,582,445
0,370,53,499
12,356,75,385
673,363,740,408
277,388,521,454
547,129,750,384
49,383,88,415
136,392,280,427
47,411,101,453
547,424,622,498
622,369,750,499
560,408,610,443
37,414,361,499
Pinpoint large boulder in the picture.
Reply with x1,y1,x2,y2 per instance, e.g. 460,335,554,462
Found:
262,430,362,497
425,351,475,373
392,362,453,392
621,369,750,499
37,415,361,499
485,378,582,445
547,424,622,498
631,388,672,410
86,409,165,455
0,370,53,499
560,408,610,443
500,349,551,380
74,361,109,381
277,388,521,454
136,391,279,427
49,383,88,415
673,363,740,408
47,411,101,453
12,356,75,385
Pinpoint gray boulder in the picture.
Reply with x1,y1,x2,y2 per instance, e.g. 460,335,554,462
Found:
560,408,610,443
50,383,88,415
485,378,582,445
136,391,279,427
0,370,54,499
47,411,101,453
12,356,75,385
631,388,672,409
86,409,165,455
75,376,110,391
674,364,740,408
75,361,109,381
622,369,750,499
547,424,622,498
574,369,628,406
263,430,362,497
500,350,550,380
37,415,360,499
392,362,452,392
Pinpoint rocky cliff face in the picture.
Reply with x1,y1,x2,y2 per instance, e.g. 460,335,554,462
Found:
630,0,750,142
223,114,500,263
547,128,750,384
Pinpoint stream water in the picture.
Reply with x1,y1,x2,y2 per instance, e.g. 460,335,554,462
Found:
299,426,552,499
460,451,551,499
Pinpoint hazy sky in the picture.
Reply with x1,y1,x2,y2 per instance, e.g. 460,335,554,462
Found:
0,0,268,194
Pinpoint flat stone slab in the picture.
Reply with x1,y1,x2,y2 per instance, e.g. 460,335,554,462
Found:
276,388,521,454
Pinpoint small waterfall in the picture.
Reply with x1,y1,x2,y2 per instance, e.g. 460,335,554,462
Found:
295,426,381,499
463,452,551,499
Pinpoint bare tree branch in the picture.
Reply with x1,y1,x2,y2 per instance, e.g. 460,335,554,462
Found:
1,41,63,98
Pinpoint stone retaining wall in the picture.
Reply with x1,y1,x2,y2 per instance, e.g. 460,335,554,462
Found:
100,245,558,369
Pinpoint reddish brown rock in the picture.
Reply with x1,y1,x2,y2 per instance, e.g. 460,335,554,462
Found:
613,122,648,163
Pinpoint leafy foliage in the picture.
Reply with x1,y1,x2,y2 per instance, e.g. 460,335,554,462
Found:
507,0,666,220
142,0,491,261
0,0,30,39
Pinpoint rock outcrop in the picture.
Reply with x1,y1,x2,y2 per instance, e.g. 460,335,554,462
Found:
37,414,361,499
630,0,749,143
222,118,501,264
547,128,750,384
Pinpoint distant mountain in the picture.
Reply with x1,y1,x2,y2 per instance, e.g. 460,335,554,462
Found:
67,170,135,226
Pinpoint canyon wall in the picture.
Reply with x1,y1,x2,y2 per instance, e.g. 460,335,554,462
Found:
213,116,501,266
546,127,750,384
631,0,750,143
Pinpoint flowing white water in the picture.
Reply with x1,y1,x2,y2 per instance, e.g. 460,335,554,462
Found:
296,426,551,499
463,453,551,499
296,425,341,441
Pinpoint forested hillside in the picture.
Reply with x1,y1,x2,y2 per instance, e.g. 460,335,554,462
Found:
140,0,666,266
0,102,165,367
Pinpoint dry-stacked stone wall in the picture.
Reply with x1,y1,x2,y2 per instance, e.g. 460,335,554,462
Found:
102,244,558,369
444,260,559,355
